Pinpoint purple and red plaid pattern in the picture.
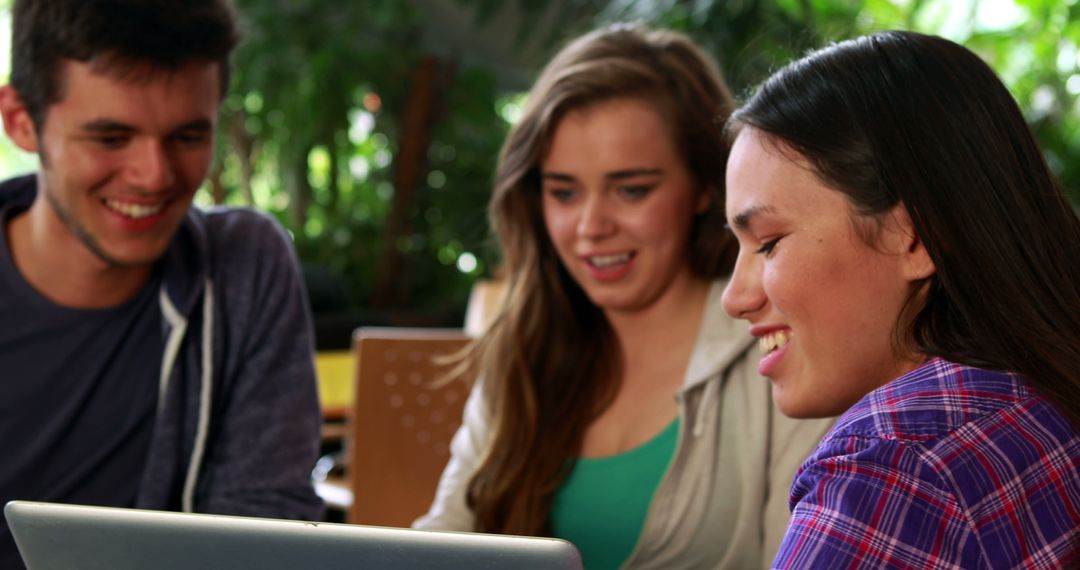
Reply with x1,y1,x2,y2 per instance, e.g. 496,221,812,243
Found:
773,358,1080,569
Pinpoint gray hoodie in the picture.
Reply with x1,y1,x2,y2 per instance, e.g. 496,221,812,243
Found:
1,174,324,521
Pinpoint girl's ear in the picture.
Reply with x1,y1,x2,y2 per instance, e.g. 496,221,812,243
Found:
0,86,40,153
889,203,936,282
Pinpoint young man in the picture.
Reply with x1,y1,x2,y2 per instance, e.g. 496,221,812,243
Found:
0,0,323,566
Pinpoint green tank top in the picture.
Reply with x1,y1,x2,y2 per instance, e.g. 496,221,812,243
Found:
549,417,681,570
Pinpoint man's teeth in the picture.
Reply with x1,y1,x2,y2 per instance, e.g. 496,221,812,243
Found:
589,253,631,268
104,198,164,220
759,330,791,355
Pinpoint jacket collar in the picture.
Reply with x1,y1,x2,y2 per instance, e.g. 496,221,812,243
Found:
683,279,757,391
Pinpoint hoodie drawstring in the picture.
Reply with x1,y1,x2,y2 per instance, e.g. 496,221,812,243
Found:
181,277,214,513
158,288,187,414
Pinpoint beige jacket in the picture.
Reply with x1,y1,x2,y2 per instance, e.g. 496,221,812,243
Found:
414,280,834,569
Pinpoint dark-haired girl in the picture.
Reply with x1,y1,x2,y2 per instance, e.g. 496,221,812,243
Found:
724,31,1080,568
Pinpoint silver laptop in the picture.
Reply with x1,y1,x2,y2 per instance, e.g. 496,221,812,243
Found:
5,501,582,570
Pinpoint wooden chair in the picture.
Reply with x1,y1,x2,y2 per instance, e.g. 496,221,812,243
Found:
346,327,471,527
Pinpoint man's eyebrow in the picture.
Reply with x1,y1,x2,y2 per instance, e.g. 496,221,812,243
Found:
730,204,776,232
79,118,214,133
80,119,136,133
174,119,214,132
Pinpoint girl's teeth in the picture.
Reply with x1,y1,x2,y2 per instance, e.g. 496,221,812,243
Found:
104,199,164,220
589,253,631,268
758,330,791,355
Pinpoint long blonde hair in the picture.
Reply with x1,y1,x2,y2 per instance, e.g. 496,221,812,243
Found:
462,24,737,535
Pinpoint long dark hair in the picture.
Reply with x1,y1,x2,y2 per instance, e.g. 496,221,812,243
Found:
727,31,1080,423
459,24,736,535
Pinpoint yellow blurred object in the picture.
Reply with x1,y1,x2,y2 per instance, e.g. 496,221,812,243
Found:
315,350,354,414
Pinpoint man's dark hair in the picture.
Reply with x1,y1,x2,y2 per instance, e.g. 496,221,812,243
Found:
10,0,240,129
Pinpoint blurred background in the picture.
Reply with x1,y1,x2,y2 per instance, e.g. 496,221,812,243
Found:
0,0,1077,347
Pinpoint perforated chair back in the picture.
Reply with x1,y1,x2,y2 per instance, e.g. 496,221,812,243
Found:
348,327,471,527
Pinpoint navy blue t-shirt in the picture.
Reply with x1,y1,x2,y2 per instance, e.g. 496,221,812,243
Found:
0,204,161,568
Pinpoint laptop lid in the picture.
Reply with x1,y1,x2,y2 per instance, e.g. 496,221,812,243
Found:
5,501,583,570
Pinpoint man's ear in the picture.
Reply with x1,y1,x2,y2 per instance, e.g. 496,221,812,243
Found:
0,86,39,153
888,203,935,282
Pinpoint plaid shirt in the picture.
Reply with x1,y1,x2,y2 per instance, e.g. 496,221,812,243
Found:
773,358,1080,569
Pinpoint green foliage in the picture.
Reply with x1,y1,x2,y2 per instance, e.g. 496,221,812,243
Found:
210,0,509,317
0,0,1074,322
390,65,508,312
